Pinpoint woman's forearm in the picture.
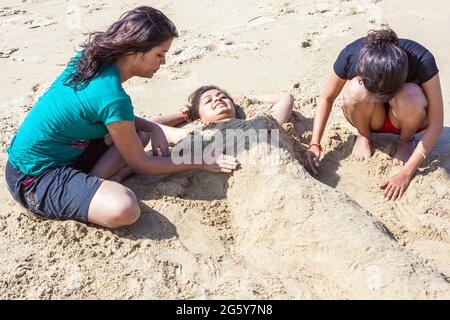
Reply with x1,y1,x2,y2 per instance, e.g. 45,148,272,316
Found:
107,120,203,176
403,124,443,177
134,112,187,132
150,112,187,126
310,97,334,145
132,155,203,176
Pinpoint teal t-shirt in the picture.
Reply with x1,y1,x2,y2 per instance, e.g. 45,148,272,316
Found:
7,53,135,176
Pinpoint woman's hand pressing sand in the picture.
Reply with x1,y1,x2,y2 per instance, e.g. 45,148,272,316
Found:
379,170,412,201
203,154,239,173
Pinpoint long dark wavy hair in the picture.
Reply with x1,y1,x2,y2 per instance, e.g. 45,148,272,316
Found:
357,27,408,99
65,6,178,90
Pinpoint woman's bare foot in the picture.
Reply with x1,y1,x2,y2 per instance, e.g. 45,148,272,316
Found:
393,137,415,166
350,134,372,162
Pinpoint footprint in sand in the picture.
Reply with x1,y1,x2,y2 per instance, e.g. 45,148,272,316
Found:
246,16,277,29
83,3,110,14
0,47,18,59
167,70,191,81
24,18,57,29
0,8,27,17
307,8,331,16
263,1,296,17
214,40,265,55
170,46,208,65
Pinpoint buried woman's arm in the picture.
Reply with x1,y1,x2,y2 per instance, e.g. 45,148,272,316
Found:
244,93,294,125
134,115,188,146
147,108,190,127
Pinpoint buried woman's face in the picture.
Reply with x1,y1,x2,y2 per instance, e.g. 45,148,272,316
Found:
198,89,236,123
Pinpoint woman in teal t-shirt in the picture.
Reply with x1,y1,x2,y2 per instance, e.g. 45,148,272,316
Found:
5,6,238,228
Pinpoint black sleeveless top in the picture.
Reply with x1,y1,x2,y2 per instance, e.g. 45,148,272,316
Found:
333,38,439,84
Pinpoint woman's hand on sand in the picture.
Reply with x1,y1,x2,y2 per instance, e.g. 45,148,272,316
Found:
379,171,412,201
304,146,321,176
150,124,170,156
203,154,239,173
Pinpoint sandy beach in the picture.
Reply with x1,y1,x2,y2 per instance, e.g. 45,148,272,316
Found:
0,0,449,299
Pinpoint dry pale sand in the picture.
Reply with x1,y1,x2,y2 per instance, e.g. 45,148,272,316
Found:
0,0,449,299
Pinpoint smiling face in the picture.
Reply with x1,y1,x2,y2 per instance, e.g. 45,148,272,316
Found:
135,38,173,78
197,89,236,123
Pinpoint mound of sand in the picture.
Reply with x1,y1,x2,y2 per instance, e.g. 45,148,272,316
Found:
1,106,449,299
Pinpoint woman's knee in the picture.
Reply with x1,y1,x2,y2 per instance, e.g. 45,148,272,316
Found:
342,78,385,128
89,182,141,228
343,78,367,107
109,188,141,227
390,83,428,117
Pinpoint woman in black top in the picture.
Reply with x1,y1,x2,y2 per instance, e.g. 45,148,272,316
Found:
304,27,443,201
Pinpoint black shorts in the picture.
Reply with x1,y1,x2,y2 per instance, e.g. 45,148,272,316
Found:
4,138,109,222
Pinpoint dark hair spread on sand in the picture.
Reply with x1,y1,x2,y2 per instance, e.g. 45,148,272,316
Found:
357,27,408,100
65,6,178,90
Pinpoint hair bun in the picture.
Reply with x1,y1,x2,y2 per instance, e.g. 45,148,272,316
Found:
365,27,399,46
